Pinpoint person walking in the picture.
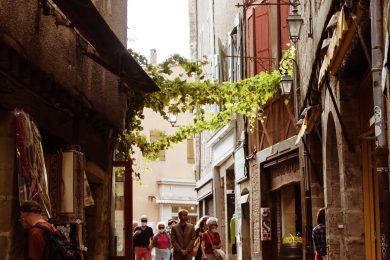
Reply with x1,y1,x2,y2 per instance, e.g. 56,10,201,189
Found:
166,219,177,237
171,209,195,260
194,216,209,260
19,200,56,260
201,217,225,260
133,215,154,260
153,222,171,260
166,219,177,259
312,208,327,260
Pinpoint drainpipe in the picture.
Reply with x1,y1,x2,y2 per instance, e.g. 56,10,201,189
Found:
302,137,314,260
371,0,390,258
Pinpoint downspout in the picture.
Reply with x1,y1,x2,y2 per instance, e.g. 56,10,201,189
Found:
302,137,314,260
371,0,390,258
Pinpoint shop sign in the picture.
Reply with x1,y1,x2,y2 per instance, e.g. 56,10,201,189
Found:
268,159,300,191
234,146,248,183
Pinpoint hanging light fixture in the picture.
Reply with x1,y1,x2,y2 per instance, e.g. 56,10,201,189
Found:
287,8,304,43
167,113,177,127
280,72,293,95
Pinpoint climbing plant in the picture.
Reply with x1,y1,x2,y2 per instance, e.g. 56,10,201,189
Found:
115,47,295,166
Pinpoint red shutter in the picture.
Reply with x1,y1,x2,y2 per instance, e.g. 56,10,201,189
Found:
246,8,255,77
254,5,271,73
279,4,290,52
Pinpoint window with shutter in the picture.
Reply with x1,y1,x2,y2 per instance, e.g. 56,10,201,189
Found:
235,13,242,81
246,8,255,77
227,35,233,83
279,3,290,57
214,54,221,81
149,129,166,161
254,5,271,73
187,138,195,164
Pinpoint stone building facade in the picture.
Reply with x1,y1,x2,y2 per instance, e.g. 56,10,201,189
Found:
0,0,157,259
296,0,390,258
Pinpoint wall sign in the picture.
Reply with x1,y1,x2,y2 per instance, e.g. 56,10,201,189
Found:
234,146,248,183
261,207,271,241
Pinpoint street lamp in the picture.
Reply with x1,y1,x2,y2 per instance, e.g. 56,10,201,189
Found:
280,72,293,95
287,9,304,43
167,113,177,127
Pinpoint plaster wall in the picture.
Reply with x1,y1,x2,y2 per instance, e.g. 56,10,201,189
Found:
132,107,196,224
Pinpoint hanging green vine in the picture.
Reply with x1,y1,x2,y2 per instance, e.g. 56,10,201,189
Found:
115,47,295,163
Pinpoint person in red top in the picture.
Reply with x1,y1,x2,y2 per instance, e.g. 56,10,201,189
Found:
201,217,222,260
19,200,56,260
153,222,171,260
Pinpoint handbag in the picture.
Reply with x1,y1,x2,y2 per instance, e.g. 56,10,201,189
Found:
204,231,226,260
213,248,226,260
193,236,201,254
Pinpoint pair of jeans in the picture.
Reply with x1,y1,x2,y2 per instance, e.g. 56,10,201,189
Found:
135,246,152,260
155,248,171,260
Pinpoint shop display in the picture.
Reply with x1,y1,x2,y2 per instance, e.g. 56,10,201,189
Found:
15,109,51,217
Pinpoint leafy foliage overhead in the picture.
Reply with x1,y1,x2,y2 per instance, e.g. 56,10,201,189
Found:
115,47,295,163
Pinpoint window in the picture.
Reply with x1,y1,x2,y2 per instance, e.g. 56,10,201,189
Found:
149,129,165,161
171,205,198,225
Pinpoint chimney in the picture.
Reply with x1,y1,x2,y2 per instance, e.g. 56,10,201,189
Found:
150,49,157,65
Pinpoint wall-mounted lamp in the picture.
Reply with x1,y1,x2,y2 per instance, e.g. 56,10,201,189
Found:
167,113,178,127
287,6,304,43
279,57,300,120
280,72,294,95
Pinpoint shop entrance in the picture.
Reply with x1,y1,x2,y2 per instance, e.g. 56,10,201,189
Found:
112,161,133,260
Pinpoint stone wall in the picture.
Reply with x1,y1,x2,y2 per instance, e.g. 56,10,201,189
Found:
322,78,365,260
0,0,127,128
0,111,25,260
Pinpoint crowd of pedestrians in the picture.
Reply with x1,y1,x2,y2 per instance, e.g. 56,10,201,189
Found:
133,210,225,260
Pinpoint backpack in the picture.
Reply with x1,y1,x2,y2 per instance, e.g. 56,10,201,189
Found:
34,223,77,260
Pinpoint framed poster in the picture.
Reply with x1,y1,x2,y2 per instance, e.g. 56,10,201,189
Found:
261,207,271,241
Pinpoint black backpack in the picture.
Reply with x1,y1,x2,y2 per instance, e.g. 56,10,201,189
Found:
33,223,77,260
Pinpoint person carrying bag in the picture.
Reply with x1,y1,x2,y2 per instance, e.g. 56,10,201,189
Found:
201,217,226,260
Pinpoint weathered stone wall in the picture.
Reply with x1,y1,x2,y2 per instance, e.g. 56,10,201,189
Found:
322,78,365,260
0,111,25,260
0,0,127,128
249,160,261,260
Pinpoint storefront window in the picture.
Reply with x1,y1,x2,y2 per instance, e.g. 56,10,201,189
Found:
171,205,198,225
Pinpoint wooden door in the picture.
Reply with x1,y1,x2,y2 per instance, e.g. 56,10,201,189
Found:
112,161,133,260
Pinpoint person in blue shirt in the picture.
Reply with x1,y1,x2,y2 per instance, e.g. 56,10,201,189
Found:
312,208,327,260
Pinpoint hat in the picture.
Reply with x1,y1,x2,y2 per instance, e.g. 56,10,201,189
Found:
168,219,177,225
20,200,42,213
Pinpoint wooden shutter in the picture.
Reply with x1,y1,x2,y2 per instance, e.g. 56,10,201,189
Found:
246,8,255,77
279,3,290,54
235,13,242,81
149,129,165,161
214,54,221,82
227,35,233,83
187,138,195,163
254,5,271,73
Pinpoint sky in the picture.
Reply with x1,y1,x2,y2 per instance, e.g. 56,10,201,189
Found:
127,0,190,64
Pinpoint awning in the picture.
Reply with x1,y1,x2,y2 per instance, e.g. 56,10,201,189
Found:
52,0,159,93
155,198,198,205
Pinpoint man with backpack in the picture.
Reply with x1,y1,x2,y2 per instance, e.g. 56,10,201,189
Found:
19,200,76,260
